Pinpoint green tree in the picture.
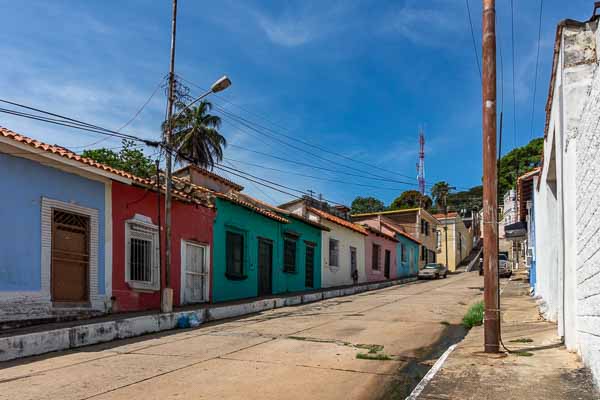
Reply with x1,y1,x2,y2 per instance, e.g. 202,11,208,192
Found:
82,139,155,178
447,185,482,213
389,190,432,210
498,137,543,196
166,100,226,168
350,196,385,214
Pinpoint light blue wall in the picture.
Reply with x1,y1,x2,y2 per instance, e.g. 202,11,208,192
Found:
396,236,420,277
0,154,106,294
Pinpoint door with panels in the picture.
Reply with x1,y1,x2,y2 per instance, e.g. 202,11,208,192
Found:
181,241,209,304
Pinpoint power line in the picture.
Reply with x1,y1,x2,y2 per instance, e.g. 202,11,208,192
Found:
222,159,278,204
0,99,160,147
510,0,517,149
529,0,544,139
118,78,166,132
214,105,423,184
224,157,415,191
465,0,482,82
181,75,423,182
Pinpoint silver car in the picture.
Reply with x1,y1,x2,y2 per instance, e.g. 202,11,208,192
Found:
418,263,448,279
498,254,512,278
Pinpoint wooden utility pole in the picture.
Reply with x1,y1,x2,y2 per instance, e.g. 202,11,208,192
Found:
482,0,499,353
162,0,178,313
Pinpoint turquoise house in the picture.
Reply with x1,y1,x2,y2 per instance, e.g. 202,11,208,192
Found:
395,231,421,277
172,165,327,303
211,195,327,303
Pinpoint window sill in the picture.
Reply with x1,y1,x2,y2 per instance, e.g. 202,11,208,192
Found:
127,281,159,292
283,269,298,275
225,273,248,281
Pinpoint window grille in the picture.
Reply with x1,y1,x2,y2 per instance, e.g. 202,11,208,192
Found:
329,238,339,267
126,220,159,290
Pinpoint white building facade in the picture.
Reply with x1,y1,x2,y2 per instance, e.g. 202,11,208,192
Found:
534,15,600,385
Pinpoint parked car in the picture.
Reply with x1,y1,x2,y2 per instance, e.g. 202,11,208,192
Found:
498,254,512,278
478,253,512,278
418,263,448,279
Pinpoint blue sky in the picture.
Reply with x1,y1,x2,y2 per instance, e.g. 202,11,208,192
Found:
0,1,593,206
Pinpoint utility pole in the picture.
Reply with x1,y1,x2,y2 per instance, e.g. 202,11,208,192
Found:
162,0,178,313
482,0,499,353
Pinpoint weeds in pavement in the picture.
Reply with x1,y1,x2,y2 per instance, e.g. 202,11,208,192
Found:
462,301,484,328
356,344,384,353
510,338,534,343
514,351,534,357
356,353,392,361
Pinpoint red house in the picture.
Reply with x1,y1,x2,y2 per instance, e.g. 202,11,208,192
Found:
111,178,215,312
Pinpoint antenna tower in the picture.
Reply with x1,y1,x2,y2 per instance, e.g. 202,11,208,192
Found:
417,128,426,195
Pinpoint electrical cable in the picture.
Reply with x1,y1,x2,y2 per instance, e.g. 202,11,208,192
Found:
465,0,482,82
529,0,544,139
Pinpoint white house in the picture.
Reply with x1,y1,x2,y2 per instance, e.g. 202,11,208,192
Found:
534,12,600,385
279,198,367,287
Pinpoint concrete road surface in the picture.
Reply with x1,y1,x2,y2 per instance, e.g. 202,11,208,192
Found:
0,272,484,400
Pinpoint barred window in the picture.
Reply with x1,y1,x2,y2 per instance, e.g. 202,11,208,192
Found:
329,238,339,267
284,235,297,273
372,244,381,270
126,219,159,291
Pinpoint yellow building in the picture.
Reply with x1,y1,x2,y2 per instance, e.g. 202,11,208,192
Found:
434,212,474,272
352,208,440,269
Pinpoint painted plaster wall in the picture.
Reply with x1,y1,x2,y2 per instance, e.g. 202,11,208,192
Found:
364,232,397,282
396,235,420,278
278,217,323,293
320,220,366,287
572,25,600,382
0,154,107,320
111,182,215,312
535,21,600,384
212,199,322,303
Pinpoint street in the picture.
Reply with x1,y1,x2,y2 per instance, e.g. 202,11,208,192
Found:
0,273,483,400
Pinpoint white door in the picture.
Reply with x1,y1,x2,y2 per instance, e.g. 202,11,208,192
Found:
181,241,209,304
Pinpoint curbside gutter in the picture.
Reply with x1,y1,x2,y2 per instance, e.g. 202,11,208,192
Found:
0,277,416,362
405,343,458,400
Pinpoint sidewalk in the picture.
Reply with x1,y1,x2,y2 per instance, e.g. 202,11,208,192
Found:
417,272,599,400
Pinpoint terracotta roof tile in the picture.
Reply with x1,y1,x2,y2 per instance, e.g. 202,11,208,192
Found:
380,220,422,245
0,126,214,207
362,225,398,242
307,207,367,235
175,164,244,191
217,193,289,223
432,212,458,219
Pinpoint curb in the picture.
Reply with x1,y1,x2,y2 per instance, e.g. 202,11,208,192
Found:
0,277,417,362
405,343,458,400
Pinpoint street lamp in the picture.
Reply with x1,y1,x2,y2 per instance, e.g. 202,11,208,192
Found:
172,75,231,120
162,75,231,313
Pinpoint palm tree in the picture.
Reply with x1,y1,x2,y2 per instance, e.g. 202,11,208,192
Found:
166,100,226,169
431,181,450,212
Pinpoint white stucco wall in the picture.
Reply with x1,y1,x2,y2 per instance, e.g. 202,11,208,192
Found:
536,19,600,385
320,220,366,288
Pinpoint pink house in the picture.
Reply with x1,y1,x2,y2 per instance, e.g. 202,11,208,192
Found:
362,224,398,282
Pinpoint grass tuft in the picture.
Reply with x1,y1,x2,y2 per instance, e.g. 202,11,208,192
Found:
509,338,534,343
514,351,534,357
356,353,392,361
355,344,384,353
462,301,484,328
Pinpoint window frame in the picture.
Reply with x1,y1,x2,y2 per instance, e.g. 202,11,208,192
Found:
329,238,340,267
401,243,407,263
372,243,381,270
283,233,298,273
125,217,160,291
225,230,247,280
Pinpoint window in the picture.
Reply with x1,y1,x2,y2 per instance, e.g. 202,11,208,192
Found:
421,245,426,261
425,221,430,236
420,220,425,234
226,231,245,279
401,243,407,263
126,219,159,291
305,243,315,288
436,230,442,249
372,244,381,270
284,234,297,273
409,247,415,271
329,238,339,267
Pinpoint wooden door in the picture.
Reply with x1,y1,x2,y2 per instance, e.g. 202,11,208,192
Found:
258,239,272,296
183,242,208,304
350,246,357,279
384,250,391,279
305,244,315,288
52,210,89,303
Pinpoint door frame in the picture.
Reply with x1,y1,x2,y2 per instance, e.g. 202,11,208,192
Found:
257,237,273,297
180,240,210,304
384,249,391,279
